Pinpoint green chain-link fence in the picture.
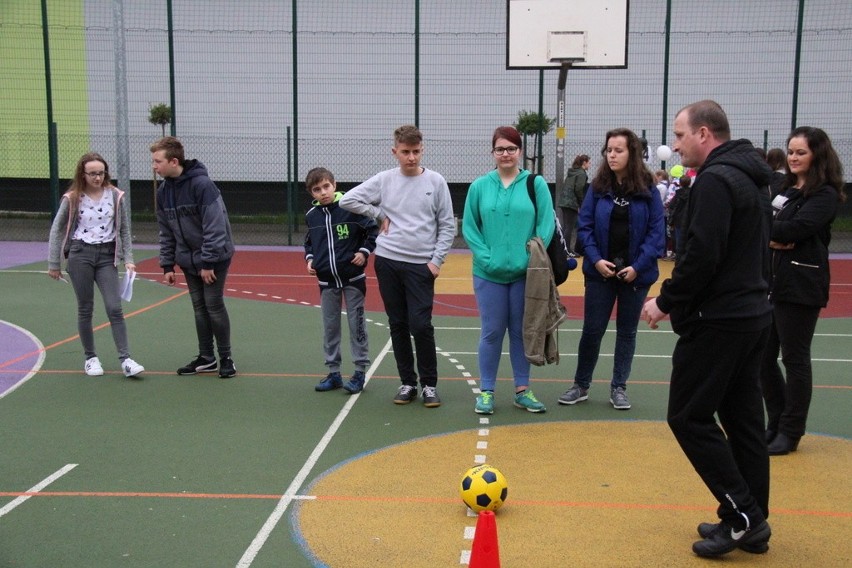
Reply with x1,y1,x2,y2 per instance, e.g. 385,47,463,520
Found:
1,0,850,248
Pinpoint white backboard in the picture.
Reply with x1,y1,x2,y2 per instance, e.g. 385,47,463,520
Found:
507,0,629,69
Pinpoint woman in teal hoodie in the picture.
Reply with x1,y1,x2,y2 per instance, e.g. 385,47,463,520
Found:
462,126,554,415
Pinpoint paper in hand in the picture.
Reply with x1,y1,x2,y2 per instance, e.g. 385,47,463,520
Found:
120,270,137,302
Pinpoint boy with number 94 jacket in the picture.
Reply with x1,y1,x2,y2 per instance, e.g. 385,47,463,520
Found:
304,167,379,395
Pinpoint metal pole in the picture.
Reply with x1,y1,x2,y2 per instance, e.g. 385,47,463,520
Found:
537,70,544,175
554,63,570,210
791,0,805,130
167,0,177,135
40,0,59,215
660,0,672,171
113,0,131,227
287,126,292,246
414,0,420,126
291,0,299,233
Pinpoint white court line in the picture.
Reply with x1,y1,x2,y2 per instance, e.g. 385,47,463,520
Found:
0,319,47,400
0,463,78,518
235,338,393,568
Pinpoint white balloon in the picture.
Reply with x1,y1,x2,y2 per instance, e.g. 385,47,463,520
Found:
656,145,672,161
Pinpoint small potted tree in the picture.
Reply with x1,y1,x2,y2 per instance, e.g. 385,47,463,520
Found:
148,103,172,209
514,110,556,173
148,103,172,137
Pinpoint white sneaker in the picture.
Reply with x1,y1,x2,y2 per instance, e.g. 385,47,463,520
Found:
122,358,145,378
84,357,104,376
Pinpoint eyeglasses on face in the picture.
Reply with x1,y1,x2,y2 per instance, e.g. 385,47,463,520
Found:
84,171,106,178
492,146,520,156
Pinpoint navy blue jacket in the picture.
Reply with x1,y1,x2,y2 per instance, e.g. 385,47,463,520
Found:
577,183,666,288
304,193,378,291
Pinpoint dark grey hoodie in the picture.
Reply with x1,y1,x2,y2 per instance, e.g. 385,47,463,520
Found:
156,159,234,275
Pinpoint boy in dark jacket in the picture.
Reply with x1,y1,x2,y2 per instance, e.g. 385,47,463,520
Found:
152,136,237,379
304,168,378,394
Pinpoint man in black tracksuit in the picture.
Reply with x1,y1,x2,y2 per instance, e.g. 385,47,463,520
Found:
642,100,774,558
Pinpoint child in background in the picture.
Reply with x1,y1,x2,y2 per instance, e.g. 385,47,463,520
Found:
304,167,378,394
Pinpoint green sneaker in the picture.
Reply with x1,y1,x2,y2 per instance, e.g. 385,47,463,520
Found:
514,389,546,413
475,391,494,415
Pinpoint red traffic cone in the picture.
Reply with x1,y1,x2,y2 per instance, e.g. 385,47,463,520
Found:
469,510,500,568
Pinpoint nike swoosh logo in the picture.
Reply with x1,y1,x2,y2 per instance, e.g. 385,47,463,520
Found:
730,528,746,540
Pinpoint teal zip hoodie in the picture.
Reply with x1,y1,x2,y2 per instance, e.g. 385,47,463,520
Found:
462,169,554,284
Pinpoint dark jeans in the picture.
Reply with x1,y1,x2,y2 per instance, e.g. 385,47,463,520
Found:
184,267,232,359
760,301,821,439
667,323,770,527
374,256,437,387
66,240,130,361
558,207,579,252
574,277,649,390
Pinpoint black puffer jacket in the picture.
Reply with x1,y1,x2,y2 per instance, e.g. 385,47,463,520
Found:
769,185,839,307
657,139,773,333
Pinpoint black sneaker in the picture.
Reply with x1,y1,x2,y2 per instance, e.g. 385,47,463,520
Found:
693,520,771,557
421,386,441,408
697,522,769,554
393,384,418,405
218,357,237,379
177,355,217,375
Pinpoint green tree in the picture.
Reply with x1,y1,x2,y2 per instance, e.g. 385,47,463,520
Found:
147,103,172,137
514,110,556,173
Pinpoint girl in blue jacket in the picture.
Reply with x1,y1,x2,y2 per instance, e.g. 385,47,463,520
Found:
558,128,665,410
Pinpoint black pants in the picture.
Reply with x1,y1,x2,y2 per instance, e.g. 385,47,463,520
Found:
374,256,437,387
667,323,770,528
760,302,821,439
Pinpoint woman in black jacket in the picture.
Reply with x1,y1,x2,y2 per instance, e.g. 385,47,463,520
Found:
761,126,846,455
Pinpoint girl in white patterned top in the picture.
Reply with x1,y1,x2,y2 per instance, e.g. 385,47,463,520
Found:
47,152,144,378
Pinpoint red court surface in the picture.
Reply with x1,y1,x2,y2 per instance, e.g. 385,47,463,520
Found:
137,251,852,319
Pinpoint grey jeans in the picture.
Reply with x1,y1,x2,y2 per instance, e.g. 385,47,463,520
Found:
184,268,232,359
66,240,130,361
320,286,369,373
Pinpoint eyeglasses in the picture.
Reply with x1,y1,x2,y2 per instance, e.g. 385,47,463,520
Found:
84,171,106,178
492,146,520,156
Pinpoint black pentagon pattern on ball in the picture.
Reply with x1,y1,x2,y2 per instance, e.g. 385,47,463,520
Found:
482,470,497,483
461,476,473,491
476,493,492,508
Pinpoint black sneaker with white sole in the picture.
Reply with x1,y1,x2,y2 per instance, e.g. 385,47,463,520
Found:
177,355,217,375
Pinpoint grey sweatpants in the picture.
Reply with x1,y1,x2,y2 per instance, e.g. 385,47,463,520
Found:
66,240,130,361
320,286,369,373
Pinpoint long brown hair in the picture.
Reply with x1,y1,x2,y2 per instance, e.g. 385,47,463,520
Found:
66,152,112,211
784,126,846,202
590,128,653,195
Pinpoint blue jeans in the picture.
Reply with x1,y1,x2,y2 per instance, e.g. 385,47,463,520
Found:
473,276,529,392
574,277,649,390
184,268,232,359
